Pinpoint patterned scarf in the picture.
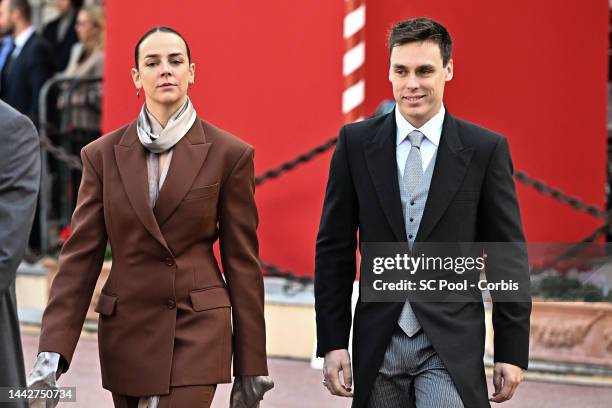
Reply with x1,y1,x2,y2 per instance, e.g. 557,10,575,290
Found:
136,98,197,207
136,97,197,153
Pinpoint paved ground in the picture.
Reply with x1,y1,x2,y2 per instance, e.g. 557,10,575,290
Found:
20,329,611,408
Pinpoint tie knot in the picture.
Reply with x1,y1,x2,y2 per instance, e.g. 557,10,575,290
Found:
408,130,424,148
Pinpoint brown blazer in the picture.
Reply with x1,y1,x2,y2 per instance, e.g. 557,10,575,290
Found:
38,118,268,396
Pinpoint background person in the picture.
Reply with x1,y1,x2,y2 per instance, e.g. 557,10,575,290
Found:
0,0,54,120
0,0,53,257
56,4,104,215
58,3,104,134
42,0,82,73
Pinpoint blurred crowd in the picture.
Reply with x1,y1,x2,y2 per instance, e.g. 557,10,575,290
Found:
0,0,105,259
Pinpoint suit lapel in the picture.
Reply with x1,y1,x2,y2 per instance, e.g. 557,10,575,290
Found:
364,112,407,242
2,35,30,86
153,119,211,227
114,121,169,251
416,112,474,243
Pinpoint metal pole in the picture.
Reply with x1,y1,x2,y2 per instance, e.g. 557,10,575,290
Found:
343,0,366,123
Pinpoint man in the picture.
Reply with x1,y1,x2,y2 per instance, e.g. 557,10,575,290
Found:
42,0,81,72
0,0,53,255
315,18,531,408
0,0,54,120
0,99,41,408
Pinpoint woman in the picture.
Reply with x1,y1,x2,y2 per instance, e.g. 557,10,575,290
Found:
56,5,105,217
57,4,105,136
29,27,272,408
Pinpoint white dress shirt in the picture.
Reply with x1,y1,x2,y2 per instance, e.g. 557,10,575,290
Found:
395,104,445,178
11,25,35,60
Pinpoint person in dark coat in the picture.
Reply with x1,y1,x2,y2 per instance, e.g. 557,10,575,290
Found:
0,0,54,121
316,18,531,408
0,0,54,254
42,0,82,72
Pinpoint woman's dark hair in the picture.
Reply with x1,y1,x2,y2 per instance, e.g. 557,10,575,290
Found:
134,26,191,69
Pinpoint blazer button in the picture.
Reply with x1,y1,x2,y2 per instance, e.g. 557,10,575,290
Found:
163,257,174,266
167,299,176,309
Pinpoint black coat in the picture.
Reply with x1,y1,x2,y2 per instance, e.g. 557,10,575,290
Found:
0,33,54,120
42,13,79,72
315,110,531,408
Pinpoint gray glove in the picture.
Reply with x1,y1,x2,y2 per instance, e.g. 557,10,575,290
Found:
230,375,274,408
27,352,62,408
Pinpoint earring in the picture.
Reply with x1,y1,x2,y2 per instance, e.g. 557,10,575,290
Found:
136,88,141,98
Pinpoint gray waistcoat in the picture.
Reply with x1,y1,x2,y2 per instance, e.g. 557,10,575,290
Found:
398,151,437,249
395,152,437,334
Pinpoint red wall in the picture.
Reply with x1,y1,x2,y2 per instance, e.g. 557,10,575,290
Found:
103,0,608,276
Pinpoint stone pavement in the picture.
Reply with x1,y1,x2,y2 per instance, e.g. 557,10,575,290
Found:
20,329,611,408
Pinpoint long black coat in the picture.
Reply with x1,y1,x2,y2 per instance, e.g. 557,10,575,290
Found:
315,110,531,408
42,13,79,72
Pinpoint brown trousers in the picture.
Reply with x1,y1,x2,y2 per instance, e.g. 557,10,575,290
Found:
112,385,216,408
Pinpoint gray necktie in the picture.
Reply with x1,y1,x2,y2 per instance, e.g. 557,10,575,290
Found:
403,130,424,194
398,130,424,337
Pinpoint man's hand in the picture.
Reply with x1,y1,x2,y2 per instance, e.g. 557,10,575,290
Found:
323,349,353,397
489,362,524,403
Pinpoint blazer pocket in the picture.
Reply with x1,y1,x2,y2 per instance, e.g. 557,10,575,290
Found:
189,286,231,312
183,183,219,202
95,292,117,316
453,191,479,201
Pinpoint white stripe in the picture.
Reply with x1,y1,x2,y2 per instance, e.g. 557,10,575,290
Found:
342,80,365,114
344,5,366,39
343,42,365,76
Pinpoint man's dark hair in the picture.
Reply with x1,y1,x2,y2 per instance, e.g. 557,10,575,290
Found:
388,18,452,66
9,0,32,22
134,26,191,69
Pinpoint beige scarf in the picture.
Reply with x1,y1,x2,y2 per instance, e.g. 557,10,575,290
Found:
136,98,197,207
136,97,197,153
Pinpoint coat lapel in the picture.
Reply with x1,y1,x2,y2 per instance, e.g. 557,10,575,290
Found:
364,112,407,242
416,112,474,243
5,35,32,82
113,121,169,251
153,119,211,227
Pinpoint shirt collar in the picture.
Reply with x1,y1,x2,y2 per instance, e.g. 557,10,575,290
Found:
395,104,445,147
14,26,35,49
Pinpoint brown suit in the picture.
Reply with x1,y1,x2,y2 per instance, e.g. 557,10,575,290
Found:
38,118,268,397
